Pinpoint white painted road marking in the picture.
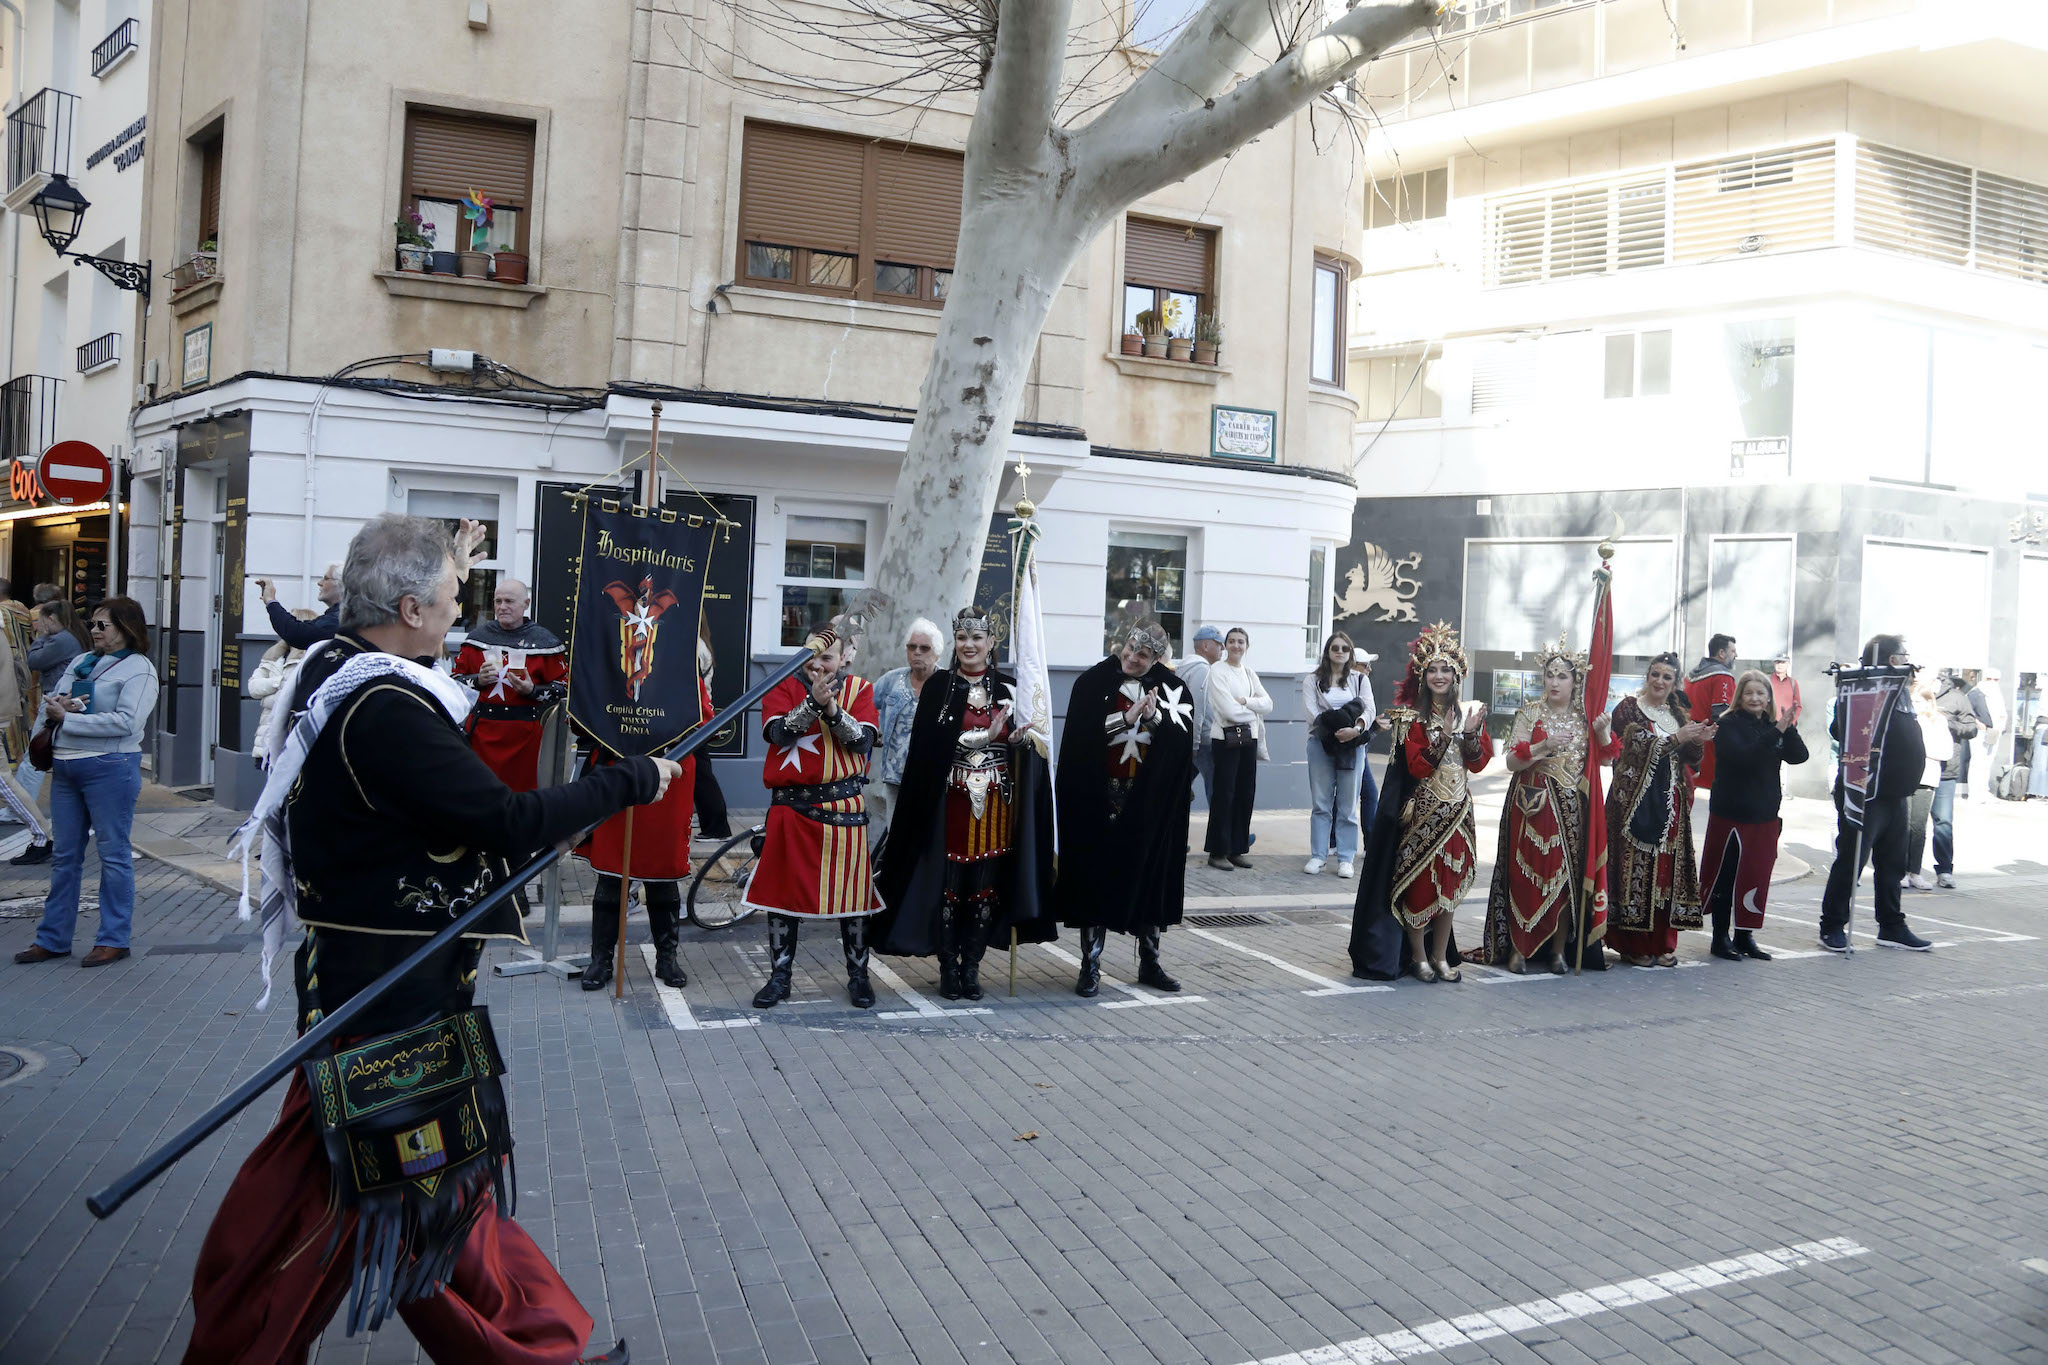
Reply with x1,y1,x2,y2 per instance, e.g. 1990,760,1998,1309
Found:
638,946,760,1030
1036,943,1208,1009
867,957,994,1019
1184,925,1389,995
1231,1237,1870,1365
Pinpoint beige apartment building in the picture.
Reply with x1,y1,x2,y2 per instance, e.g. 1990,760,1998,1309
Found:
125,1,1368,806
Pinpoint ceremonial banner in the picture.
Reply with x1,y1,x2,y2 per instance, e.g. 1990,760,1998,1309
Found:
1008,510,1057,780
567,499,716,757
1833,666,1911,832
1579,553,1615,950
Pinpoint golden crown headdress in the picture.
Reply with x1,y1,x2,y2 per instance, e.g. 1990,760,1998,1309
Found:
1533,632,1588,679
1409,620,1467,678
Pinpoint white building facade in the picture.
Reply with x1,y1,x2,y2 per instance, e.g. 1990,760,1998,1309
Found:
1341,0,2048,791
0,0,149,608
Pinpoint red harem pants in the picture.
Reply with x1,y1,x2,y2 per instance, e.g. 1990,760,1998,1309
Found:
182,1074,593,1365
1698,813,1779,931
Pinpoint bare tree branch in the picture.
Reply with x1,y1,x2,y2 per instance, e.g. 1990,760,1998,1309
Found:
1103,0,1287,132
1076,0,1439,212
978,0,1077,170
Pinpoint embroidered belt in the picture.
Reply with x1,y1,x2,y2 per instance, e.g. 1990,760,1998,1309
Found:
472,702,547,723
771,777,869,827
949,747,1010,820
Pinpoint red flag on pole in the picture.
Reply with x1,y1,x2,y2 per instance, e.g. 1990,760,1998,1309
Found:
1578,548,1616,965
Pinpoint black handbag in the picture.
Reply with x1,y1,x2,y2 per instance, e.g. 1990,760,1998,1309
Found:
1218,723,1257,749
27,719,56,772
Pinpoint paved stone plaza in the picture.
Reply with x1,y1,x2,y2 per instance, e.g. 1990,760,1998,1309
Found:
2,778,2045,1364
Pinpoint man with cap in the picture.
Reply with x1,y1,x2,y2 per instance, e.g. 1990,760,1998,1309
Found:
1176,625,1225,806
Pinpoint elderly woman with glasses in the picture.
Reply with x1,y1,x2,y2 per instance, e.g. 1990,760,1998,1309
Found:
14,598,160,968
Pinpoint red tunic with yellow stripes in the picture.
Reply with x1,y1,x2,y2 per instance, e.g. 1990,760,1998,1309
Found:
742,674,883,920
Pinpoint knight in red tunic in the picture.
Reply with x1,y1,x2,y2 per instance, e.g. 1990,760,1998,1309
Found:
574,673,715,993
746,633,883,1009
451,579,566,792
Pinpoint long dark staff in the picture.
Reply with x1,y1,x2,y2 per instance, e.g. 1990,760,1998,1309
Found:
86,641,822,1222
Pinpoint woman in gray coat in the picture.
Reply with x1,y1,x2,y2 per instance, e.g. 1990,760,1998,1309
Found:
14,598,159,967
8,601,89,864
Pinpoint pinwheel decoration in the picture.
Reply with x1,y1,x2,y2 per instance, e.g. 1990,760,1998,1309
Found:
461,188,493,233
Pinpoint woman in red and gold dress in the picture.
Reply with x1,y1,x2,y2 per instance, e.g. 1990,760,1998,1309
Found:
1479,638,1619,974
1347,622,1493,984
746,631,883,1008
1604,651,1715,966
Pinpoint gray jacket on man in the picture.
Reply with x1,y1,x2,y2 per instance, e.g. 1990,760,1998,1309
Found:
1934,674,1980,783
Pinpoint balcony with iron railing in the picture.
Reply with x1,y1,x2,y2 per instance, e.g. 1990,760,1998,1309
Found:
5,87,78,203
0,375,63,469
77,333,119,375
1477,135,2048,290
1364,0,1917,123
91,18,139,78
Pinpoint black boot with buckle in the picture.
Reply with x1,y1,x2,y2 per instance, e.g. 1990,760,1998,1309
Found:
646,881,687,988
1136,926,1182,992
583,877,622,992
1075,925,1108,997
841,918,876,1009
752,916,798,1008
958,899,991,1002
936,898,963,1000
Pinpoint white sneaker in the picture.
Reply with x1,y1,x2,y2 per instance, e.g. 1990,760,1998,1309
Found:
1935,873,1956,889
1337,862,1354,879
1904,873,1934,891
1303,858,1325,876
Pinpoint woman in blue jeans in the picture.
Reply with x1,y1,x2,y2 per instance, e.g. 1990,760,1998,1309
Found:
1302,633,1385,878
13,597,159,968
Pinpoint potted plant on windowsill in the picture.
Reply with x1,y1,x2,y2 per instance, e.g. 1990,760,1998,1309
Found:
1161,297,1191,360
457,248,491,279
1121,326,1143,356
393,212,433,273
1136,308,1167,359
490,241,528,285
1194,312,1224,366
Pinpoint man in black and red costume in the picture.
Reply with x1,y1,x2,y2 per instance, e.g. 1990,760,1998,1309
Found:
1051,620,1195,996
873,606,1056,999
452,577,567,791
184,515,677,1365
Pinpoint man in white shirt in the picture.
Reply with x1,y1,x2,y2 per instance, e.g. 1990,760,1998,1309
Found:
1176,625,1224,805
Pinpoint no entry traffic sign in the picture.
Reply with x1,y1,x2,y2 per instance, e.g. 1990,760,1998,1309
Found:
37,441,112,506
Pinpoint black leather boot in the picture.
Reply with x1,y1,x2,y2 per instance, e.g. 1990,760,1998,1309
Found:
958,901,990,1002
578,1339,629,1364
1733,929,1772,961
647,882,686,988
1075,925,1107,997
1709,904,1741,962
752,916,798,1008
583,878,622,991
841,918,876,1009
936,899,963,1000
1136,926,1182,992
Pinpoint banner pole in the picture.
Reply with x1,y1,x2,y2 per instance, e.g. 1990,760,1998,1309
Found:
616,808,635,1000
1009,928,1017,997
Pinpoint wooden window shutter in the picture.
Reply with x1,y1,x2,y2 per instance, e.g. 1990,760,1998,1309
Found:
197,137,222,246
739,122,866,254
1124,217,1214,294
406,109,536,207
871,144,963,268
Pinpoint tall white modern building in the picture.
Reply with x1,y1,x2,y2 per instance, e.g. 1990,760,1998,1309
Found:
1338,0,2048,788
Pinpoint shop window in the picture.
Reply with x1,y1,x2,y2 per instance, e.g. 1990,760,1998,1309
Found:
1122,216,1216,342
1311,259,1347,385
403,107,536,258
1604,329,1672,398
1352,344,1442,420
1707,537,1796,662
1103,529,1187,657
781,511,869,646
1368,166,1448,229
405,488,503,631
1465,538,1677,658
738,122,961,307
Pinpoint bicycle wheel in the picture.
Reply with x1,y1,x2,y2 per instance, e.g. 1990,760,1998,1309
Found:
687,826,766,930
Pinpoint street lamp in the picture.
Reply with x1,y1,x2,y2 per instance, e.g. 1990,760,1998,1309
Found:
26,173,151,301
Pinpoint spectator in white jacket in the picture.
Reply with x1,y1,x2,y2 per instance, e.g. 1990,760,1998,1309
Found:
1204,628,1272,870
1302,633,1384,878
245,609,317,765
1902,674,1952,892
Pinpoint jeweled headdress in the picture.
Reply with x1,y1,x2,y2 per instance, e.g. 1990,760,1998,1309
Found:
953,605,992,635
1534,632,1588,679
1122,620,1171,660
1409,621,1467,678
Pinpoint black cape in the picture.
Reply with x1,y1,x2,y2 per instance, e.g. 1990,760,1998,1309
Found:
871,668,1056,955
1346,742,1466,980
1051,655,1194,934
463,618,564,652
